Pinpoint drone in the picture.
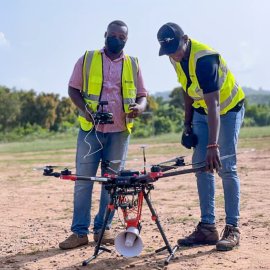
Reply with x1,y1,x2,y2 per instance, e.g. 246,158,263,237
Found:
41,150,234,266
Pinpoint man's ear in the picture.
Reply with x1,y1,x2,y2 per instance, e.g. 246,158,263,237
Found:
104,31,107,38
183,34,189,43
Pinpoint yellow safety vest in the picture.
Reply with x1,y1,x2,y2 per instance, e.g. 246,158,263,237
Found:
171,39,245,115
78,50,138,133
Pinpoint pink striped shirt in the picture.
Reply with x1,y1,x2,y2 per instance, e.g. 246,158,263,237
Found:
69,48,147,133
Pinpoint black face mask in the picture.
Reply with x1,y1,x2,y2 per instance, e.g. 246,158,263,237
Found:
105,36,125,54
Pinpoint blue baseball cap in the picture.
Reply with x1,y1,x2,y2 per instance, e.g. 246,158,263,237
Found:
157,23,185,56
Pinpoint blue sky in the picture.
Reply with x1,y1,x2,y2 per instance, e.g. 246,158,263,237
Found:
0,0,269,97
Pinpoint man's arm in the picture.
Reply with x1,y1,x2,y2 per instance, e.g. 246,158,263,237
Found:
183,90,194,133
196,54,221,171
68,86,93,122
204,91,221,171
68,86,85,112
204,91,220,145
128,63,147,118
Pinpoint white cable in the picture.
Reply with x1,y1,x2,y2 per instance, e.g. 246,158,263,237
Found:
83,105,104,159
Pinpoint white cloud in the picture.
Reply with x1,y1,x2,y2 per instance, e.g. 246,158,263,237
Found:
0,32,9,46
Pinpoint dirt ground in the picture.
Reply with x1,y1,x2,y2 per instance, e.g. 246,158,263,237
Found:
0,143,270,270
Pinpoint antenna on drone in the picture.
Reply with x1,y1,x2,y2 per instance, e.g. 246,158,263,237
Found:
140,145,147,175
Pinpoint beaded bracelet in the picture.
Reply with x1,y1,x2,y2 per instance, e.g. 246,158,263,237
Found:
207,143,219,149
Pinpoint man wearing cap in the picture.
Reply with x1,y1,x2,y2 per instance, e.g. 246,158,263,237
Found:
59,20,147,250
157,23,245,251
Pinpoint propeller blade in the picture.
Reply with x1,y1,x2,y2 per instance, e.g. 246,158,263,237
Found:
158,156,186,165
33,165,74,171
140,144,148,149
109,160,123,164
187,153,237,168
109,158,139,164
220,153,236,160
147,154,237,170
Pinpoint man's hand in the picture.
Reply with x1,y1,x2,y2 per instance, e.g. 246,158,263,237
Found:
127,103,144,118
206,147,221,172
203,91,221,172
68,87,94,123
183,123,192,135
84,105,94,123
181,123,198,149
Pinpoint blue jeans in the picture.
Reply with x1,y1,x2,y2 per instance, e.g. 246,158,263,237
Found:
192,106,245,226
71,129,130,235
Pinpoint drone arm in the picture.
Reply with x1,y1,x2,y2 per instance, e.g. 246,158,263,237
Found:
158,165,206,179
159,165,178,172
60,175,109,183
133,164,206,183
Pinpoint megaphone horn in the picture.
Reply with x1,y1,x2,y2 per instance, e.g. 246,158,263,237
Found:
115,226,143,257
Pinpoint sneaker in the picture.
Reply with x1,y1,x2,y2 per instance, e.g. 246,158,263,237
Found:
93,229,114,245
178,222,219,246
59,233,88,250
216,224,240,251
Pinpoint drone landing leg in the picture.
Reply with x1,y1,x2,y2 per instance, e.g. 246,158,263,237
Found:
82,200,114,266
143,189,179,265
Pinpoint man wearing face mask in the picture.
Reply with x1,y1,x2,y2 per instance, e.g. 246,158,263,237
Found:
59,20,147,250
157,23,245,251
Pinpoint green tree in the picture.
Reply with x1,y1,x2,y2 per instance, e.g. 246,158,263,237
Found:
35,93,59,129
153,116,173,135
53,97,77,130
17,89,37,126
0,86,21,131
169,87,185,110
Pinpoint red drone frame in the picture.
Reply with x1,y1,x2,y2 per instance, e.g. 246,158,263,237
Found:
42,155,208,266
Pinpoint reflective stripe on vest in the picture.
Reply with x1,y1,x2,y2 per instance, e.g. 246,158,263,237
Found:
172,39,245,115
220,81,239,111
79,50,138,132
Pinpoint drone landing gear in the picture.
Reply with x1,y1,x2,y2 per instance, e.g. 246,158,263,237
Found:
82,187,179,266
143,190,179,265
82,202,114,266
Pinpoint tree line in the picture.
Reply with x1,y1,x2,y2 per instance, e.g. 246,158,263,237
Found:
0,85,270,141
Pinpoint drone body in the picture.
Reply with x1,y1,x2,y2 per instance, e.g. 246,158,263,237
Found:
41,155,207,266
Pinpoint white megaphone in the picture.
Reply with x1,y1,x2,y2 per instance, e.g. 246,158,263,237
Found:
115,226,143,257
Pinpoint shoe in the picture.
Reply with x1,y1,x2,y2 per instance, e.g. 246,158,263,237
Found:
93,229,114,244
216,224,240,251
178,222,219,246
59,233,88,250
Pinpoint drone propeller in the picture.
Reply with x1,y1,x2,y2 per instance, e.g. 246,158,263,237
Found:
191,153,236,168
33,158,140,173
108,158,139,164
33,165,74,171
153,154,237,170
157,156,186,166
